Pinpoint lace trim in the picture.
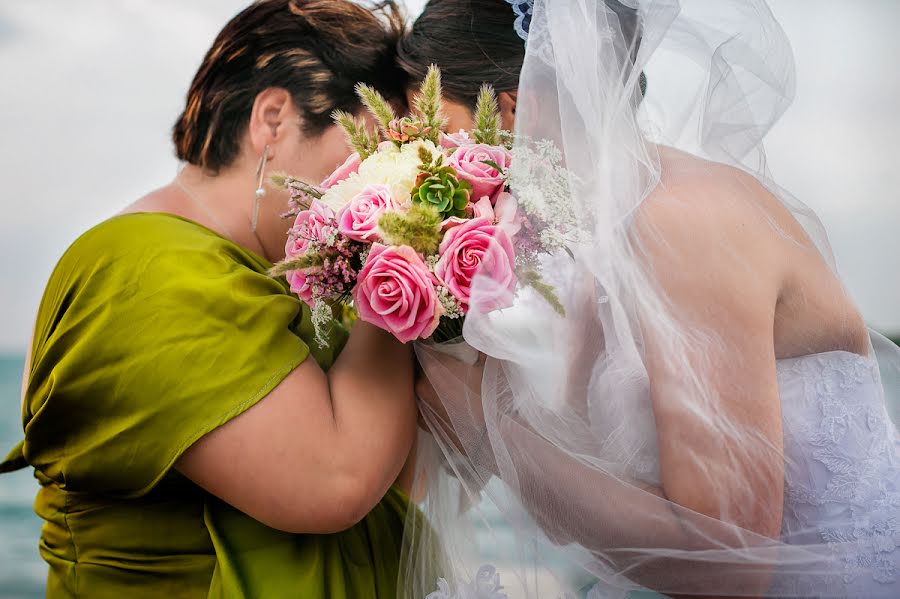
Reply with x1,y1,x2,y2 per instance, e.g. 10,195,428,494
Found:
425,565,507,599
425,564,614,599
780,353,900,586
504,0,533,42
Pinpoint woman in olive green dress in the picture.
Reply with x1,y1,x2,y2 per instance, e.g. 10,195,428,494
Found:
0,2,419,597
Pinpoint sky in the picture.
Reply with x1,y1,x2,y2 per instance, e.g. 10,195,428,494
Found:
0,0,897,352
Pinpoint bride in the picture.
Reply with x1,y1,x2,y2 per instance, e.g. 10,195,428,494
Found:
397,1,900,597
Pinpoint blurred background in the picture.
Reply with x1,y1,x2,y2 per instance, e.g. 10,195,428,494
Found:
0,1,898,596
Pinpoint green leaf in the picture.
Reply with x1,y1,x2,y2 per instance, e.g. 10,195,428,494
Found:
519,270,566,316
480,159,506,174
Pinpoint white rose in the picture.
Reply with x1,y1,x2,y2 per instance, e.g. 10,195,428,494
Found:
320,140,442,211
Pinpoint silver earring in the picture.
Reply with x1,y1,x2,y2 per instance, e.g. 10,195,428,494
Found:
251,145,269,232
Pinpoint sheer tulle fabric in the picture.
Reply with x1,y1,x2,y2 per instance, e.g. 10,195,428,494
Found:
402,1,900,597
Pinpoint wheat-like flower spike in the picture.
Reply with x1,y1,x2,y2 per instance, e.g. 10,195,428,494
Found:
414,65,442,121
473,84,501,145
269,254,325,277
286,178,323,200
355,83,396,135
378,204,443,256
332,110,377,159
418,146,431,162
268,173,290,189
413,65,445,142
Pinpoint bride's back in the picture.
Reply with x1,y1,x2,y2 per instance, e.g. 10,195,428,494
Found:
639,145,869,360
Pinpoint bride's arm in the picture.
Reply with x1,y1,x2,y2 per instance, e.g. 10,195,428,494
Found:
417,172,787,596
636,176,786,543
418,364,781,596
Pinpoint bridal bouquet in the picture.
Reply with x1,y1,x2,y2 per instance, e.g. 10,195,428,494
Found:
271,67,564,346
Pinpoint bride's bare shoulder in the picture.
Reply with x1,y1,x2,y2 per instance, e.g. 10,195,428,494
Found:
632,146,797,308
645,147,771,217
635,146,807,255
638,149,759,237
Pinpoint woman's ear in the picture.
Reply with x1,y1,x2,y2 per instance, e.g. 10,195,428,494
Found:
498,90,518,131
248,88,293,156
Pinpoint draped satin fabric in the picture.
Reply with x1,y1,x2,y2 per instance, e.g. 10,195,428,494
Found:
1,213,408,598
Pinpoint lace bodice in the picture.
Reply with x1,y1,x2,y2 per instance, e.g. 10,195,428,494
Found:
773,351,900,597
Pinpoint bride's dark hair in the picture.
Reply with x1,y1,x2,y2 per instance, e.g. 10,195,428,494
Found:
173,0,405,173
398,0,643,110
397,0,522,110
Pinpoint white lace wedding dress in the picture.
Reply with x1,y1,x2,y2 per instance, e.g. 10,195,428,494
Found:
772,351,900,596
588,350,900,598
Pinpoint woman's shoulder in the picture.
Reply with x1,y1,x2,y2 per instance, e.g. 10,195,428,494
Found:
62,212,268,276
77,212,229,256
638,147,796,252
648,147,767,215
41,212,282,319
634,147,790,303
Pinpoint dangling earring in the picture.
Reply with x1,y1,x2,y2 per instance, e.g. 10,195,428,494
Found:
251,145,270,232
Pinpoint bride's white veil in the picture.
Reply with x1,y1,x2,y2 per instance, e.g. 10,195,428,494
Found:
401,1,900,597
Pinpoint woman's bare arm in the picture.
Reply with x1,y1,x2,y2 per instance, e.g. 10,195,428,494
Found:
176,321,416,534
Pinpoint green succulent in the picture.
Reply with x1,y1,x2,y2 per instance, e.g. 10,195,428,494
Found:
388,117,433,143
412,167,472,219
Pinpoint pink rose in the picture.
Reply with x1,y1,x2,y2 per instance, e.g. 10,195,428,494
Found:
283,200,336,307
354,244,442,342
285,270,315,306
337,184,400,243
285,200,336,258
447,144,511,203
440,216,469,232
320,152,361,191
473,192,522,237
434,217,517,313
439,129,472,149
439,202,476,232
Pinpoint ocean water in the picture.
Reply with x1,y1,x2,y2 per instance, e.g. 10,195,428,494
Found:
0,357,43,598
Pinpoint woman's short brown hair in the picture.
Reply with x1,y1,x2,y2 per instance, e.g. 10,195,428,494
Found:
173,0,405,173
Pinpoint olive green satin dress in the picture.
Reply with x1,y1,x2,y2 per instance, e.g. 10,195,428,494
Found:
0,213,409,598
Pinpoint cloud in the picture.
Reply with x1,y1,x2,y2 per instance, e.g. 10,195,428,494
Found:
0,0,249,351
0,16,16,44
0,0,896,352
